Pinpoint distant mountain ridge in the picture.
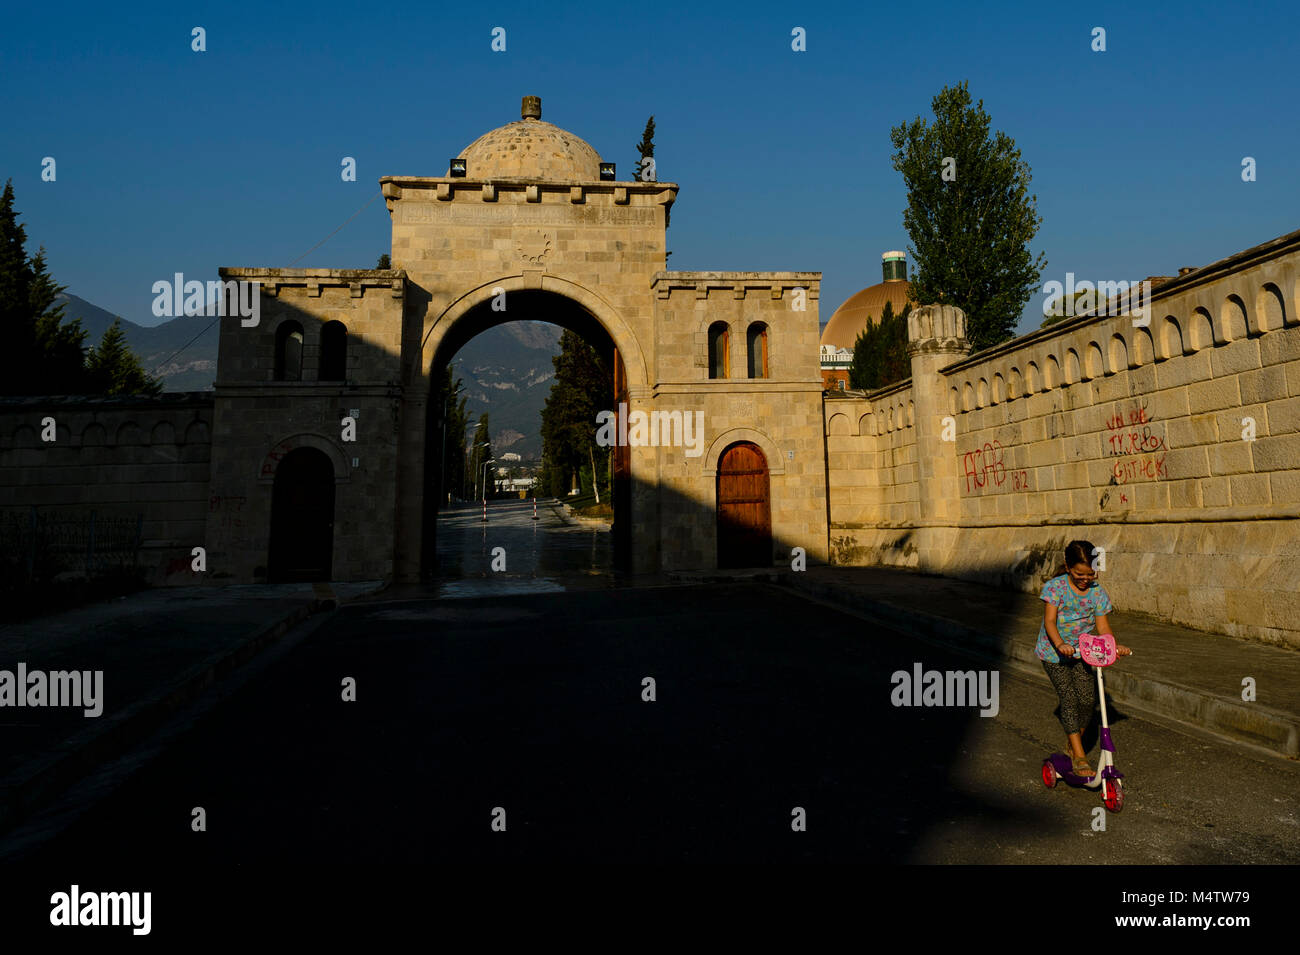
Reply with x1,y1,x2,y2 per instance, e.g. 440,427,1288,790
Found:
55,292,561,457
57,292,220,392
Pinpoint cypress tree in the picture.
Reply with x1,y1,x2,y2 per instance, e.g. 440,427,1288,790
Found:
85,319,163,396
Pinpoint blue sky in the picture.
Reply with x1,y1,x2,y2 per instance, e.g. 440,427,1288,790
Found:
3,0,1297,338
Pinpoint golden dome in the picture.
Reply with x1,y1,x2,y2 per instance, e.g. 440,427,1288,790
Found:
820,253,913,350
454,96,602,181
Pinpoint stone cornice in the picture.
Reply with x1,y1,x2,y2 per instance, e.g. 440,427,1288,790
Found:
216,268,407,300
939,226,1300,376
381,176,678,209
213,383,400,396
652,271,821,300
653,380,823,394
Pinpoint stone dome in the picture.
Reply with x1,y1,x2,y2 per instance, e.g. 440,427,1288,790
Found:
820,252,913,350
453,96,602,181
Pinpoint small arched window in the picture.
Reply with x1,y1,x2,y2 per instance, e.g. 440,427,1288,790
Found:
320,321,347,381
275,320,304,381
708,321,729,379
747,322,769,378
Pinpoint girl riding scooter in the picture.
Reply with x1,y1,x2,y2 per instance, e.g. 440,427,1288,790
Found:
1035,540,1133,778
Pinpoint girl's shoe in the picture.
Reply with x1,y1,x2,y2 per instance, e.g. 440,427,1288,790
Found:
1071,756,1095,778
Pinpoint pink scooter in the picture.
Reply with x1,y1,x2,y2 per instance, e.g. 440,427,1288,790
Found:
1041,632,1125,812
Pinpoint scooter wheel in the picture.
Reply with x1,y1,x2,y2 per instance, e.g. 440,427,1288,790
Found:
1103,778,1124,812
1041,761,1057,788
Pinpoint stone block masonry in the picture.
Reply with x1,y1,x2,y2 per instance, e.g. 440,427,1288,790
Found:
824,228,1300,648
0,393,214,584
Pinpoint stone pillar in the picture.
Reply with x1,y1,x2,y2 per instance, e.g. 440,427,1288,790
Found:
625,385,660,575
907,304,971,527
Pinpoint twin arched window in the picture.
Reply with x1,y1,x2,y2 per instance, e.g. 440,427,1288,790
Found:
747,322,768,378
320,321,348,380
274,320,348,382
275,321,304,381
708,321,769,379
708,322,729,379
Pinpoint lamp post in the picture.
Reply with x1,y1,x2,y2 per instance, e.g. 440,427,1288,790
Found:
469,440,489,502
480,459,495,522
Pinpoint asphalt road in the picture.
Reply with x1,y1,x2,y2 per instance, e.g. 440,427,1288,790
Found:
9,573,1298,864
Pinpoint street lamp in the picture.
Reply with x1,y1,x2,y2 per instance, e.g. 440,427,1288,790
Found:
480,459,495,503
468,440,489,502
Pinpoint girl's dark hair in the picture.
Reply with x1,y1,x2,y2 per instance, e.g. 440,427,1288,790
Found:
1058,539,1097,577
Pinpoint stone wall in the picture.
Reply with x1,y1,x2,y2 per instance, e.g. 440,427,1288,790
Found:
652,272,828,567
825,230,1300,649
206,271,407,582
0,393,213,584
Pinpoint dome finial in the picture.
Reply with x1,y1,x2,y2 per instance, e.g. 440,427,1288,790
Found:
522,96,541,120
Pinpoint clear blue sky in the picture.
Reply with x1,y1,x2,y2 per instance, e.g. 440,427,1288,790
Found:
3,0,1297,337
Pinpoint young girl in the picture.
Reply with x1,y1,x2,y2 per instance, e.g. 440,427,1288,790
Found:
1036,540,1133,778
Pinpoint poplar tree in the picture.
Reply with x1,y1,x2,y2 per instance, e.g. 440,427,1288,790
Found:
890,82,1046,351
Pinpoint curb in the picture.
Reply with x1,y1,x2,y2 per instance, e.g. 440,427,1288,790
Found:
776,573,1300,759
0,582,382,837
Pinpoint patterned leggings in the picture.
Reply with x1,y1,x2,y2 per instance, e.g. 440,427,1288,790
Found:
1042,658,1097,735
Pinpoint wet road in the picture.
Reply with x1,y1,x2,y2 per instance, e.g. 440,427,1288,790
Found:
432,498,613,597
2,500,1296,868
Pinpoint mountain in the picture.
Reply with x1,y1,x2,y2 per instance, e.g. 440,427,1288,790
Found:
56,292,219,391
450,322,562,459
57,292,563,458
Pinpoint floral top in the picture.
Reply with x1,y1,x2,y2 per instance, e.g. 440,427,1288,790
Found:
1036,575,1113,663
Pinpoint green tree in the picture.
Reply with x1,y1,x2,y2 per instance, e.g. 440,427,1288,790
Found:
633,115,655,181
1041,289,1094,328
30,248,90,394
540,330,611,500
375,253,391,269
433,363,469,501
0,179,98,395
0,179,38,395
849,300,913,391
890,82,1047,351
85,319,163,396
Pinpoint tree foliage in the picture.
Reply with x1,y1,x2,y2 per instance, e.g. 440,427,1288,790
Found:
0,179,159,396
633,115,655,181
890,82,1046,351
540,330,611,498
1041,289,1092,328
85,319,162,396
432,363,470,501
849,300,912,391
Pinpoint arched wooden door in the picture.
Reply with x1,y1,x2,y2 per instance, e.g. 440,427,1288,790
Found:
716,441,771,569
268,447,335,582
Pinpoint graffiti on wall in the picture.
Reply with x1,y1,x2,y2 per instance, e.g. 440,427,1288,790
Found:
1105,402,1166,486
961,439,1030,494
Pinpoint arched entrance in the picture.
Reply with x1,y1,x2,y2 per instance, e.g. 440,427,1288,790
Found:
268,447,335,582
716,441,771,569
417,285,637,578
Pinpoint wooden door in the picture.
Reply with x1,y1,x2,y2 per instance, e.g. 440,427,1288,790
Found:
716,442,771,569
268,447,335,582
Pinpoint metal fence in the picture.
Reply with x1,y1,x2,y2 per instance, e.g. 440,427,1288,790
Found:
1,507,144,582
